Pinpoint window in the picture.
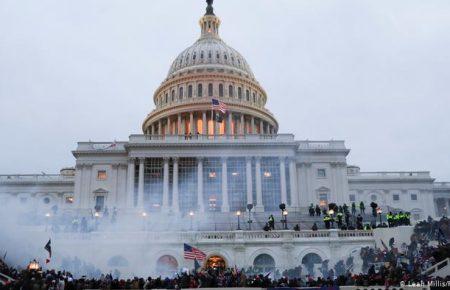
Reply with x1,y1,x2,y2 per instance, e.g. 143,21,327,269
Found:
238,87,242,99
317,169,326,178
20,197,27,204
228,85,234,97
224,53,228,60
208,51,212,59
246,90,250,101
171,90,175,102
43,197,50,204
188,85,193,98
65,196,74,204
393,194,400,201
165,93,168,103
97,170,107,180
200,51,204,59
219,84,224,97
95,196,105,211
208,83,213,97
411,194,418,201
253,93,256,103
216,52,220,59
193,52,196,60
197,84,203,97
349,194,356,202
179,87,184,99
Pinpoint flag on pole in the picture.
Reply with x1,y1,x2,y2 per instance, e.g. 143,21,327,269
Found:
194,259,201,272
211,98,228,114
184,243,206,261
44,239,51,264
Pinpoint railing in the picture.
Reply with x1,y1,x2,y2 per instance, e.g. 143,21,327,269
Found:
422,257,450,277
352,171,431,178
434,182,450,188
0,174,74,182
51,230,373,242
297,140,347,150
128,134,295,143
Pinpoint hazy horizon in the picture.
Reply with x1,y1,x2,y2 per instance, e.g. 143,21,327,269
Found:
0,0,449,180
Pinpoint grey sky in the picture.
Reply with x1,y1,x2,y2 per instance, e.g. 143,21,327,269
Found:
0,0,449,180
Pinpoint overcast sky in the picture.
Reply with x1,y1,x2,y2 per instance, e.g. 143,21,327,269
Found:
0,0,449,180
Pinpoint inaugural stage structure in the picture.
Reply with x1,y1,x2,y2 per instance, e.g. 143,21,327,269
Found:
0,0,449,278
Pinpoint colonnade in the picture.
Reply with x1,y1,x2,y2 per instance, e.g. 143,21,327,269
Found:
145,111,276,136
127,156,298,213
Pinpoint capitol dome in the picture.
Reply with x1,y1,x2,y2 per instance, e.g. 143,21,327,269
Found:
142,1,278,136
167,35,256,80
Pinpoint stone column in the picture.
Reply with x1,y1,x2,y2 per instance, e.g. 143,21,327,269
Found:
211,111,216,136
162,158,170,211
137,158,145,209
190,112,194,135
221,157,230,212
280,157,287,205
259,120,264,135
177,113,181,135
251,117,255,134
246,157,253,205
172,158,180,212
127,158,135,208
289,158,299,209
151,124,155,135
227,112,232,136
202,111,207,135
166,117,171,135
255,157,264,212
240,114,245,135
158,120,162,135
197,158,204,212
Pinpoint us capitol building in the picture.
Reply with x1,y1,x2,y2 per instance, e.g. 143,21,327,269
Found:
1,1,449,277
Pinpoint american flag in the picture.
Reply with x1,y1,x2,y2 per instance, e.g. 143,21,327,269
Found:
211,98,228,114
184,243,207,261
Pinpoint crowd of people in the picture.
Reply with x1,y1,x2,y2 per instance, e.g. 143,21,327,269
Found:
1,217,449,289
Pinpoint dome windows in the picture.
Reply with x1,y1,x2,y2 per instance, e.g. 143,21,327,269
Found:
208,83,213,97
224,54,228,60
246,90,250,101
253,93,256,103
197,84,203,97
171,90,175,102
193,52,197,60
238,87,242,99
208,51,212,59
179,87,184,100
165,93,168,104
228,85,234,97
219,84,224,97
200,51,204,59
216,52,220,59
188,85,193,98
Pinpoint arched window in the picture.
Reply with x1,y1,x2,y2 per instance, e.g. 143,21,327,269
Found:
246,90,250,101
253,254,275,273
197,84,203,97
188,85,193,98
193,52,197,60
216,52,220,59
179,87,184,99
171,90,175,102
302,253,323,277
238,87,242,99
253,93,256,103
200,51,204,59
208,83,213,97
156,255,178,277
208,51,212,59
165,93,168,103
224,54,228,60
219,84,224,97
228,85,234,97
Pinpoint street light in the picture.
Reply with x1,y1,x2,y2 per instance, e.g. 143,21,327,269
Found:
282,210,288,230
247,204,253,230
328,209,335,228
236,210,242,230
141,212,148,231
376,208,383,225
189,211,194,230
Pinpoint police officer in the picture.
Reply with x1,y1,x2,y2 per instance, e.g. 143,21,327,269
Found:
359,201,365,215
309,204,315,216
268,214,275,230
337,211,343,228
387,212,393,227
323,214,331,229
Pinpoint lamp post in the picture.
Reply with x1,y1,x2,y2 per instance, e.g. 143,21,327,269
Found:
94,211,100,231
247,204,253,230
282,210,288,230
377,208,383,225
236,211,242,230
141,211,148,231
45,212,51,232
189,211,194,230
